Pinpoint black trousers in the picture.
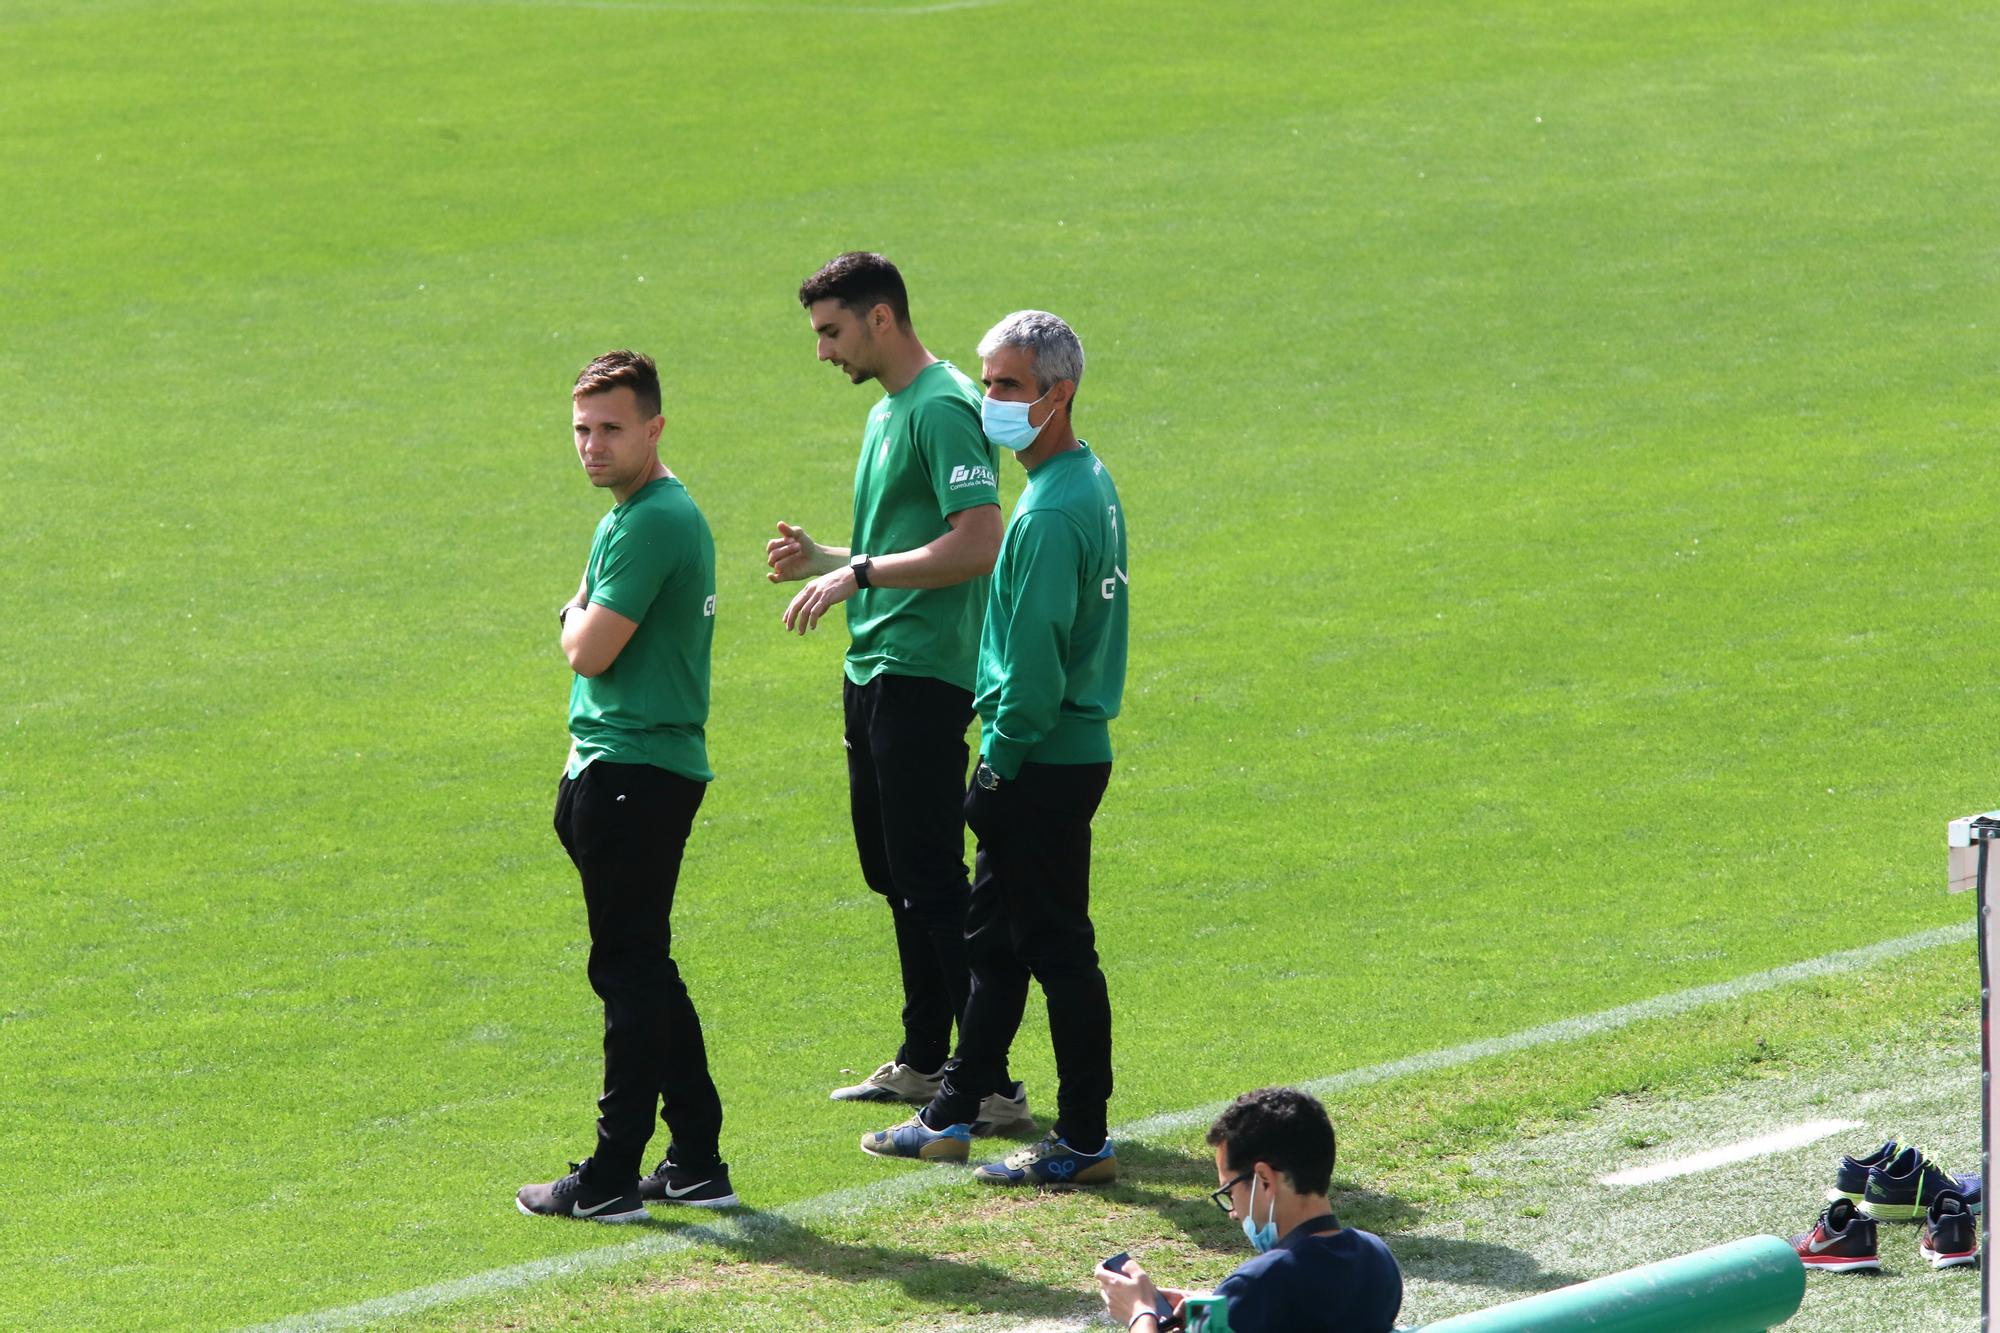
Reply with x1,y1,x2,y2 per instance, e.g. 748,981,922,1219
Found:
843,672,983,1074
553,760,724,1184
925,761,1114,1150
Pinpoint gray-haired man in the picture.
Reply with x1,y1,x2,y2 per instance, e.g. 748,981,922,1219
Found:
859,311,1130,1186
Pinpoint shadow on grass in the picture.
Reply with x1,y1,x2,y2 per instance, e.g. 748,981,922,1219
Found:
630,1206,1083,1321
1096,1141,1586,1296
592,1140,1582,1320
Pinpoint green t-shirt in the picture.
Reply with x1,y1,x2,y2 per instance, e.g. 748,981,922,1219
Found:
566,475,716,782
975,444,1129,779
844,360,1001,691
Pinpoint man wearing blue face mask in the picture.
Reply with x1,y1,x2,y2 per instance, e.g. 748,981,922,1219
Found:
859,310,1129,1185
1096,1088,1403,1333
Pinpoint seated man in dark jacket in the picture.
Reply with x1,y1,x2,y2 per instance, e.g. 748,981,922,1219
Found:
1097,1087,1402,1333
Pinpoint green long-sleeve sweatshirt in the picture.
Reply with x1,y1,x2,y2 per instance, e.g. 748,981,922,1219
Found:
975,443,1129,779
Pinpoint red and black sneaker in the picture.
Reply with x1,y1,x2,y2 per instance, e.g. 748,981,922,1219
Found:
1919,1190,1979,1270
1790,1198,1881,1272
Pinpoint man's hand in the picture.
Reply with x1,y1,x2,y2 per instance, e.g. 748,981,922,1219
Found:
766,521,841,584
1095,1257,1174,1327
963,767,1014,839
781,566,859,635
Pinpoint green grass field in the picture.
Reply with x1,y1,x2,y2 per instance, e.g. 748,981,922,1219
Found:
3,1,1996,1329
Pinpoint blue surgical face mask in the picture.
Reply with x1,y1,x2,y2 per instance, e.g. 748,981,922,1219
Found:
981,389,1055,451
1242,1175,1279,1254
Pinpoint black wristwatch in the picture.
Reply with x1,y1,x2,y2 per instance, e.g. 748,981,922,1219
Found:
975,762,1002,792
850,553,873,589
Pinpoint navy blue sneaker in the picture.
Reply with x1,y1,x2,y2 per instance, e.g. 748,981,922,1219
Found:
1861,1146,1960,1221
1955,1171,1983,1215
972,1134,1117,1186
860,1115,971,1162
1919,1190,1979,1269
516,1159,647,1223
1826,1139,1898,1204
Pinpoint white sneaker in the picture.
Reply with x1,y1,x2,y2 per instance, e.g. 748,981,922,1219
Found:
830,1060,944,1103
972,1081,1035,1137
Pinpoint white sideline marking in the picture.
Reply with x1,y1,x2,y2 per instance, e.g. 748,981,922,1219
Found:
1598,1118,1861,1187
247,921,1969,1332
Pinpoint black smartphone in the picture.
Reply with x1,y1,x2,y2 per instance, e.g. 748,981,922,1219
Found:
1099,1254,1177,1326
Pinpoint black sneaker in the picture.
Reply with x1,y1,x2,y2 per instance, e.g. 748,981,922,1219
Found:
516,1160,648,1223
638,1156,739,1208
1789,1197,1880,1272
1919,1190,1979,1270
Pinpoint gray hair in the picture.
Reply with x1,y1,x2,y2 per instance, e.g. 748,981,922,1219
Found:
976,310,1084,395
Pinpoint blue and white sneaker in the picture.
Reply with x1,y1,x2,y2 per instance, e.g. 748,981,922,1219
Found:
860,1115,971,1162
1954,1171,1982,1215
972,1134,1117,1186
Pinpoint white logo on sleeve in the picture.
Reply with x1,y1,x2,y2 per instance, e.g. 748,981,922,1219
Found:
703,594,716,617
1101,566,1128,600
949,463,997,490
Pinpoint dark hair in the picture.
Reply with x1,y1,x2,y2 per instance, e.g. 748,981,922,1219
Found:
1206,1087,1336,1197
573,349,662,419
798,251,911,327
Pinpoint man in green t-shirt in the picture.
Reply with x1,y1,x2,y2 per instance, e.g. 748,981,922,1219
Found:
859,310,1129,1187
768,252,1028,1132
516,351,737,1223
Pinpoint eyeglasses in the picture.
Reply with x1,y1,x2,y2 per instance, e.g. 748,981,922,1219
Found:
1208,1172,1252,1215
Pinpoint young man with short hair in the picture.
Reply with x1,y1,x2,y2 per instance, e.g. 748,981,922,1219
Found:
516,350,737,1222
770,253,1027,1133
860,310,1129,1185
1096,1088,1403,1333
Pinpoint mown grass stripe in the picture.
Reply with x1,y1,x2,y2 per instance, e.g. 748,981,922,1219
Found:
247,922,1969,1332
1118,923,1971,1139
